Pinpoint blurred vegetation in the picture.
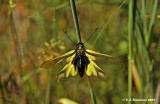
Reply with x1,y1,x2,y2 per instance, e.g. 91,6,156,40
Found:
0,0,159,104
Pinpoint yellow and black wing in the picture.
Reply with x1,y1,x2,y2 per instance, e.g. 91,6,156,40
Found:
85,49,126,79
41,50,78,81
41,50,75,67
56,52,78,81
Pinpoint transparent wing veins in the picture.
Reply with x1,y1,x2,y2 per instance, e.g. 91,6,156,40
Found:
40,50,75,68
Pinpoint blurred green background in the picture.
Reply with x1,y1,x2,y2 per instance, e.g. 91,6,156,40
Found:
0,0,159,104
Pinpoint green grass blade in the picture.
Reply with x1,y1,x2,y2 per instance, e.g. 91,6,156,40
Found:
70,0,81,43
147,0,158,47
128,0,134,104
22,68,44,82
93,0,127,45
87,77,97,104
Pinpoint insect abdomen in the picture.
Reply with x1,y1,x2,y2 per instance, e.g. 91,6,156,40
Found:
72,52,90,78
77,58,85,77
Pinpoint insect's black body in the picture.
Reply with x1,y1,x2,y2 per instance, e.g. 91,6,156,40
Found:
72,43,90,77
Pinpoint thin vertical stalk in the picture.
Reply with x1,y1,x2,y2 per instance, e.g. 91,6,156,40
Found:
87,77,97,104
69,0,96,104
142,0,147,47
9,0,23,76
147,0,158,47
53,0,58,39
70,0,81,42
46,1,57,104
46,69,52,104
128,0,133,104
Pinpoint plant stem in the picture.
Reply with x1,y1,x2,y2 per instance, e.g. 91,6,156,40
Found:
69,0,96,104
9,0,23,77
70,0,81,42
46,0,58,103
46,69,52,104
147,0,158,47
87,77,97,104
53,0,58,39
128,0,133,104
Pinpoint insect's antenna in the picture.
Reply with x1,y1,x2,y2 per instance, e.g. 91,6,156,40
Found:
83,27,98,43
64,30,76,44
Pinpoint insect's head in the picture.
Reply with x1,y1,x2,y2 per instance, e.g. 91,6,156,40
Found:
76,42,84,50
